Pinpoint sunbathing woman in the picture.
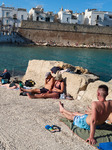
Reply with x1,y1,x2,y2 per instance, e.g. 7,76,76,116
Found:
27,73,64,99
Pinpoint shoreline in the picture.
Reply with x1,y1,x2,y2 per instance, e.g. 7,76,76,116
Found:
0,41,112,50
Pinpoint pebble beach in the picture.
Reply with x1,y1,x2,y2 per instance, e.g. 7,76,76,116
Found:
0,84,97,150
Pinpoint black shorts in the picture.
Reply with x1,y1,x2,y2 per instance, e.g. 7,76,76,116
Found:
9,82,16,87
40,87,49,93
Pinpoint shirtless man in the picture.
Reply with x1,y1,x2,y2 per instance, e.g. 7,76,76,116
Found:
20,72,54,94
59,85,112,145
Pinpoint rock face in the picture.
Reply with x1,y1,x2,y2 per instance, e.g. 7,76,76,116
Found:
79,80,112,105
23,60,99,99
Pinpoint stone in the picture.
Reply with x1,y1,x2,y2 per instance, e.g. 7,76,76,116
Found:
22,60,99,99
75,66,88,74
62,72,99,99
22,60,65,87
79,80,112,105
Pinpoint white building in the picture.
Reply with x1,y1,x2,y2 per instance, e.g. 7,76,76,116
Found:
58,8,84,24
29,5,54,22
73,12,85,24
0,3,28,32
84,9,112,27
103,12,112,27
58,8,77,24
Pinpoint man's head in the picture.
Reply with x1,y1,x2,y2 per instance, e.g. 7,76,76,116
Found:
45,72,52,79
3,69,7,73
97,85,108,99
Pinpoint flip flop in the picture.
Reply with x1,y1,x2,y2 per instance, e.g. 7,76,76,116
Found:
45,125,61,133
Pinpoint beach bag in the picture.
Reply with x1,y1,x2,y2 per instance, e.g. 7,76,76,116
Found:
60,93,66,99
1,79,8,84
25,79,35,87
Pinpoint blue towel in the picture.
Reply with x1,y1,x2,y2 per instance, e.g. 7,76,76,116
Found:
97,142,112,150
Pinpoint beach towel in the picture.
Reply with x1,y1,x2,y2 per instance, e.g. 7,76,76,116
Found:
60,118,112,149
97,142,112,150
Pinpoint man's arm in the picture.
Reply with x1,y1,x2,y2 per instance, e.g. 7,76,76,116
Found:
49,77,55,92
86,102,97,145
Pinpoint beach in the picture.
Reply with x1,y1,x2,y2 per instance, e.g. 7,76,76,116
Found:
0,85,96,150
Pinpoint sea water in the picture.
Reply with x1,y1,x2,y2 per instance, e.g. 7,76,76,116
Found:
0,44,112,82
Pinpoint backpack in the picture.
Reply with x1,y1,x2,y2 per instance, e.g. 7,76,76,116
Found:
25,79,35,87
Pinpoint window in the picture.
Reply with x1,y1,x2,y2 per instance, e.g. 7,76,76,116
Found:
6,12,9,17
97,15,99,20
72,15,77,20
6,20,9,25
109,16,112,19
45,17,50,22
13,14,17,19
21,15,24,20
36,16,39,21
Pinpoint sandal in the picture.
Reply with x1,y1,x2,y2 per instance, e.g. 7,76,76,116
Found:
45,125,61,133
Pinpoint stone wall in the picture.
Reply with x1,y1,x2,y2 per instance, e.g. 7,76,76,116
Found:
18,20,112,46
20,20,112,34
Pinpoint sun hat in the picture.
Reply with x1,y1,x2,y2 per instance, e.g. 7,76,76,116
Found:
55,73,63,81
45,72,51,79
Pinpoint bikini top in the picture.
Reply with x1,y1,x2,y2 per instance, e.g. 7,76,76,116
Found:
54,81,61,90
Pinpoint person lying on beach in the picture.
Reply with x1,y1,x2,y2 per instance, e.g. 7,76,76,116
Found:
27,73,64,99
1,80,23,89
59,84,112,145
20,72,54,95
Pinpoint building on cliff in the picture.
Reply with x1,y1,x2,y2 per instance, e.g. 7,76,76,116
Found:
29,5,54,22
0,3,28,33
84,9,112,27
57,8,112,27
57,7,84,24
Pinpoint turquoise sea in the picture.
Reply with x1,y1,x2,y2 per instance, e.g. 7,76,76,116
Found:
0,44,112,82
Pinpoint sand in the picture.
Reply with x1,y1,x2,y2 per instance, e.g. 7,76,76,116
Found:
0,86,96,150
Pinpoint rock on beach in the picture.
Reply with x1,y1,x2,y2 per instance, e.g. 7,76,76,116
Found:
22,60,99,99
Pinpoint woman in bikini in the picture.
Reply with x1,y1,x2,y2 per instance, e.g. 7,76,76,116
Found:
27,73,64,99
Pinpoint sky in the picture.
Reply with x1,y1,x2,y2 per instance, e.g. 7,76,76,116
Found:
1,0,112,13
